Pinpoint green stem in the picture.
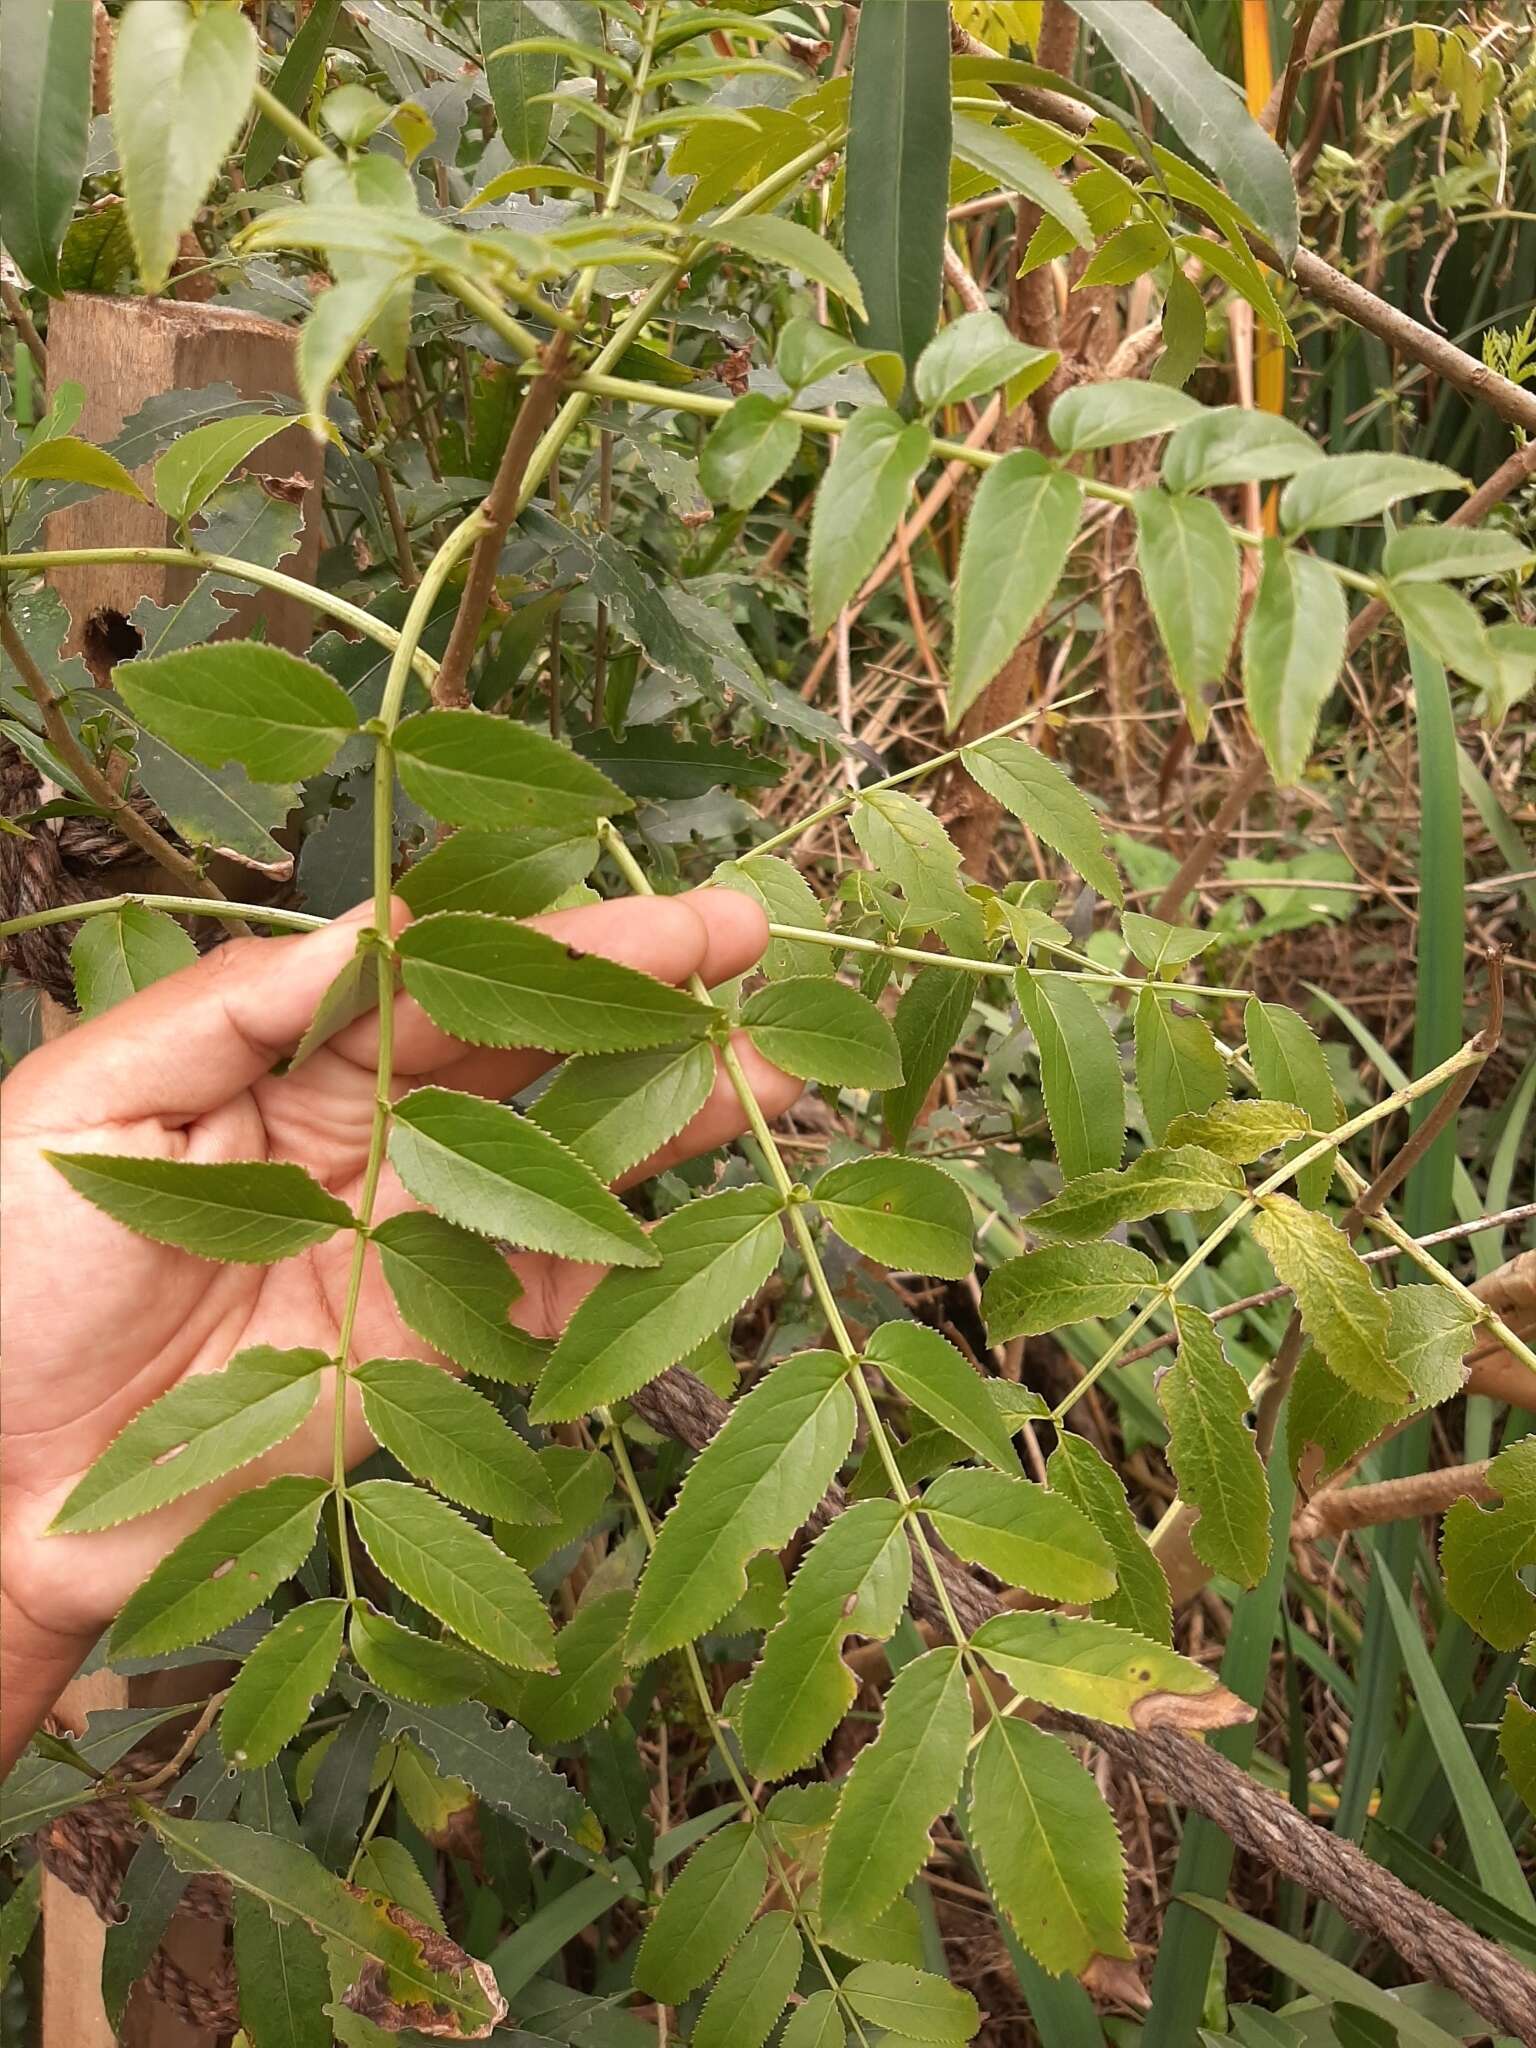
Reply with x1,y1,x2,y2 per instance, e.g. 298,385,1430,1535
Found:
0,893,326,943
763,921,1253,998
249,79,332,163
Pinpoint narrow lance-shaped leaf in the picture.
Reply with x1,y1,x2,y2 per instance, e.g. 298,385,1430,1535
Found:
372,1211,545,1384
626,1350,856,1664
349,1604,489,1708
950,456,1082,725
921,1469,1116,1602
820,1648,972,1939
46,1153,356,1263
356,1356,555,1525
867,1321,1022,1475
1049,1432,1173,1642
1017,971,1125,1180
809,410,933,634
1161,1306,1271,1587
480,0,557,162
633,1822,769,2003
1243,539,1349,787
1245,997,1339,1209
884,967,974,1150
0,0,94,295
693,1912,803,2048
530,1041,717,1184
1134,990,1229,1142
219,1599,347,1770
711,216,867,323
1134,490,1241,738
950,112,1091,250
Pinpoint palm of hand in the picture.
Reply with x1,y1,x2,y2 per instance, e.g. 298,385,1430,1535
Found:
0,890,785,1639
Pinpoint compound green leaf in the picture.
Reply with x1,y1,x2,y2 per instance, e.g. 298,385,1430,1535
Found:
532,1187,785,1421
1161,408,1322,494
1020,1144,1241,1244
961,731,1120,904
1163,1099,1308,1164
348,1605,489,1707
1161,1307,1270,1587
1251,1196,1404,1403
1279,454,1464,535
821,1649,971,1939
693,1911,802,2048
1383,525,1535,584
1242,539,1349,787
738,1500,911,1780
866,1321,1022,1475
392,709,629,830
1133,490,1240,737
111,1476,329,1658
915,310,1056,416
529,1041,716,1184
1134,991,1230,1142
1049,378,1203,453
372,1210,545,1384
114,643,358,783
1441,1438,1536,1651
921,1469,1115,1601
389,1086,655,1269
809,410,933,635
153,416,293,525
842,1961,980,2045
0,0,94,295
219,1599,347,1769
815,1156,973,1281
397,913,713,1053
1017,972,1125,1181
633,1821,768,2003
983,1242,1155,1342
884,967,974,1149
698,394,801,511
46,1153,355,1263
70,904,197,1019
396,827,598,921
496,1589,631,1746
951,454,1082,723
356,1356,554,1525
1048,1432,1172,1641
55,1346,326,1534
348,1480,555,1671
966,1716,1129,1975
1245,998,1338,1208
741,977,903,1089
627,1350,856,1663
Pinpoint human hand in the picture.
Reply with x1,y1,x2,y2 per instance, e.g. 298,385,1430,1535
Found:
0,889,795,1758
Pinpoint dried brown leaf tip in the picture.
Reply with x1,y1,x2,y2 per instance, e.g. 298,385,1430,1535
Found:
1081,1953,1151,2013
341,1896,507,2039
1129,1683,1254,1733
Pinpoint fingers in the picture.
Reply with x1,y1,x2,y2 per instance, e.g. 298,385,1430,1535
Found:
614,1034,802,1190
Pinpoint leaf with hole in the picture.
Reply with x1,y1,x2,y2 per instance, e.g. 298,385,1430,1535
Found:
114,643,358,784
374,1696,598,1855
397,913,713,1053
153,416,294,525
741,976,902,1089
922,1469,1115,1601
532,1186,785,1421
815,1155,973,1280
842,1962,980,2045
1161,1307,1270,1587
392,709,629,830
389,1086,655,1269
46,1153,355,1263
348,1479,555,1671
356,1356,554,1525
627,1350,855,1663
219,1599,347,1769
983,1242,1155,1342
1017,972,1125,1180
55,1346,326,1534
809,410,933,634
972,1610,1239,1730
110,1476,328,1658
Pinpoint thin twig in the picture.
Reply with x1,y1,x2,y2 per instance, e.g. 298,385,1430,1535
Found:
2,280,48,381
1294,1459,1494,1539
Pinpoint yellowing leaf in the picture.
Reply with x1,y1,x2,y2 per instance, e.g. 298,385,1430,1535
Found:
1251,1196,1405,1404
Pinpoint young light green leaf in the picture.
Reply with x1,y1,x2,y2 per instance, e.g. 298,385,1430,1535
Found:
1021,1144,1241,1244
529,1042,716,1184
1161,408,1323,494
809,410,933,635
356,1356,554,1525
0,0,94,295
1065,2,1297,261
1383,524,1534,584
1161,1306,1270,1587
741,977,903,1089
885,968,974,1149
633,1822,769,2003
738,1500,911,1780
219,1599,347,1769
348,1604,489,1707
1441,1438,1536,1651
710,215,867,322
851,788,986,953
347,1479,556,1671
1134,990,1229,1142
1242,538,1349,787
71,904,197,1018
1017,971,1125,1180
532,1186,785,1421
389,1086,655,1269
1049,379,1203,453
55,1346,326,1534
966,1716,1130,1976
1279,454,1464,535
972,1610,1239,1729
1163,1099,1309,1163
982,1242,1155,1342
1245,997,1338,1208
699,394,801,511
495,1588,631,1746
1134,490,1240,737
46,1153,355,1263
844,0,950,383
111,1476,329,1658
950,112,1091,250
922,1470,1115,1601
627,1350,856,1663
962,732,1120,902
153,416,293,525
372,1211,544,1384
1251,1195,1404,1403
866,1321,1022,1475
815,1156,973,1280
841,1961,980,2045
693,1911,802,2048
397,913,713,1054
392,709,629,830
821,1649,971,1940
396,827,597,921
915,311,1056,416
6,437,149,501
115,643,359,783
1048,1432,1173,1641
112,0,258,292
